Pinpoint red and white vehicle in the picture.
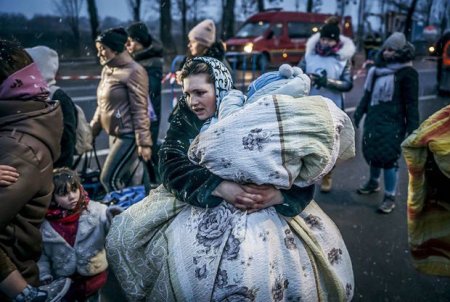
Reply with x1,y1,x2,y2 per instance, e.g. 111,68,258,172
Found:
226,9,353,66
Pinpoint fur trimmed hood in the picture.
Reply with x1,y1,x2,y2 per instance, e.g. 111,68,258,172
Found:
305,33,356,61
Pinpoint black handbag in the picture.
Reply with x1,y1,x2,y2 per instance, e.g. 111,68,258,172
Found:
77,144,106,201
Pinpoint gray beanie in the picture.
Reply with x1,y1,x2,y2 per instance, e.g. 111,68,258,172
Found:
382,32,406,50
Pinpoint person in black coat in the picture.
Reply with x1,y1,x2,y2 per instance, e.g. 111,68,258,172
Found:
126,22,164,185
354,32,419,214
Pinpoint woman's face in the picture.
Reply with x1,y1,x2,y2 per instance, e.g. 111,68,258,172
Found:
319,37,337,48
188,39,207,56
183,73,216,120
126,37,143,54
55,186,80,210
96,42,116,65
383,48,396,60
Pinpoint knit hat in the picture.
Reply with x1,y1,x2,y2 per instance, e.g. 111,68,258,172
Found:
96,27,128,53
320,22,340,41
188,19,216,47
247,64,311,103
382,32,407,51
25,46,59,87
127,22,152,48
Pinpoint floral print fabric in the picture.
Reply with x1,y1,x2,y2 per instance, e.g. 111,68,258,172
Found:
106,186,354,301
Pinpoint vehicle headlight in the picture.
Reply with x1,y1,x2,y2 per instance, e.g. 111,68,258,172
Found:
428,46,435,54
243,43,253,53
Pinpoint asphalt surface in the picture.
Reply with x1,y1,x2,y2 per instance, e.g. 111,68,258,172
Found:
58,57,450,301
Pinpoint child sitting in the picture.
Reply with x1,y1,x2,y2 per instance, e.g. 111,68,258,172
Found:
38,168,122,301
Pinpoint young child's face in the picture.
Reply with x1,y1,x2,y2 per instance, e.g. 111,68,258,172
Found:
55,186,81,210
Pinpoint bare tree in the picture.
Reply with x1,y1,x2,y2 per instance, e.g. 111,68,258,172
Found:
86,0,99,43
257,0,265,11
54,0,83,56
222,0,236,40
404,0,419,39
128,0,142,22
306,0,322,13
160,0,176,53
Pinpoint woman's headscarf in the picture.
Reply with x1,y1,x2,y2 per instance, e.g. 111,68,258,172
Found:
189,56,233,128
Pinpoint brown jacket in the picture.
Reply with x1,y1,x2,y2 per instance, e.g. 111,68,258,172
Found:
91,51,152,147
0,99,63,286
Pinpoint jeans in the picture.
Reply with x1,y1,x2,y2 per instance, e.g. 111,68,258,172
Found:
370,165,398,196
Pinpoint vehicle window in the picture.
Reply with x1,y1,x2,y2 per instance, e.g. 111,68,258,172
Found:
288,22,322,38
272,23,283,37
235,21,271,38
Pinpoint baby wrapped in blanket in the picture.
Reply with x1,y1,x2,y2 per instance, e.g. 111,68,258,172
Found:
188,64,355,188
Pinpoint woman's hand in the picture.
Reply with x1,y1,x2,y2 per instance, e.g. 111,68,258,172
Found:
0,165,19,187
212,181,256,210
238,184,284,213
213,181,284,213
138,146,152,162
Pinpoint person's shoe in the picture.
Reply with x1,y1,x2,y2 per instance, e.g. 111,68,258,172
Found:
13,285,47,302
320,173,333,193
357,180,381,194
39,278,71,302
378,194,396,214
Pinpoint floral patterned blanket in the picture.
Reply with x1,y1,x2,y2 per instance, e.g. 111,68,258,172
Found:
188,94,355,188
106,186,354,301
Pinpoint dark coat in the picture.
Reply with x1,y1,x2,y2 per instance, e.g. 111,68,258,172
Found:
132,40,164,146
158,97,314,217
354,66,419,168
53,88,77,168
0,100,63,286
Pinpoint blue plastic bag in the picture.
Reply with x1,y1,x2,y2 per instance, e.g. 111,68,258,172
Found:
103,185,146,209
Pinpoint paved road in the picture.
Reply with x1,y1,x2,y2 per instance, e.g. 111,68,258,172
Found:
58,58,450,301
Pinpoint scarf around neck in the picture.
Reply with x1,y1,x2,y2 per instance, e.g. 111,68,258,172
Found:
364,61,412,106
0,63,49,101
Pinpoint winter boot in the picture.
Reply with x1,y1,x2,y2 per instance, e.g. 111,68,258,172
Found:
39,278,71,302
13,285,47,302
320,172,333,193
378,194,396,214
357,179,381,194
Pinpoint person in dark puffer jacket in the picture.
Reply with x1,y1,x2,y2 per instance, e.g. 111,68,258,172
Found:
126,22,164,185
354,32,419,214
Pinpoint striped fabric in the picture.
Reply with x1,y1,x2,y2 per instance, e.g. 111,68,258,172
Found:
401,105,450,276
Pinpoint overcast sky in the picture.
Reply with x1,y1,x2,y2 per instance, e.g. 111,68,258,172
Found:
0,0,130,20
0,0,345,22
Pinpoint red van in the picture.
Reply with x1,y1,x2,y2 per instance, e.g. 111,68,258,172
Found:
225,10,353,66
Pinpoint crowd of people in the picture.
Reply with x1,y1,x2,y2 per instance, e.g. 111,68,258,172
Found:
0,15,447,302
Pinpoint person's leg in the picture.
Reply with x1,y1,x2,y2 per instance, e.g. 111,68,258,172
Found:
383,167,398,196
357,165,381,194
100,135,138,193
378,166,398,214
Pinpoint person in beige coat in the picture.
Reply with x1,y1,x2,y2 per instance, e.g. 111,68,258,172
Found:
92,27,152,193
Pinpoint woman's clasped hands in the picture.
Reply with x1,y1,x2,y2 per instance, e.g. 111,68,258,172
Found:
213,181,284,213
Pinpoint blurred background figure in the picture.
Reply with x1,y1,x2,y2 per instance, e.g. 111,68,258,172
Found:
298,16,355,193
92,27,152,193
363,31,382,61
26,45,77,169
126,22,164,186
354,32,419,214
177,19,231,83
